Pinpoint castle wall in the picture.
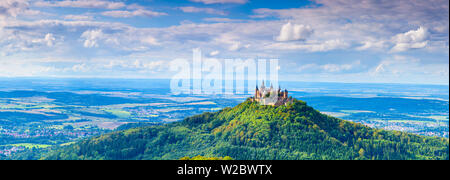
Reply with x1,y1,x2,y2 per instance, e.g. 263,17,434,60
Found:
253,83,291,106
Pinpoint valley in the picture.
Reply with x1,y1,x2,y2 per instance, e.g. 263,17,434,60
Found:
0,78,448,158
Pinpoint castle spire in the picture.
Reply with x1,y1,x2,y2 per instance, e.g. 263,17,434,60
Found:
253,84,292,106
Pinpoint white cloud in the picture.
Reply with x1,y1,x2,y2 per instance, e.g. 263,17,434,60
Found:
178,6,227,15
32,33,56,46
228,42,241,51
44,33,56,46
3,18,162,51
252,0,448,52
64,14,93,21
5,19,130,33
298,60,361,73
321,60,360,72
0,0,42,19
104,59,165,71
101,9,167,18
356,39,387,51
81,29,103,48
214,33,245,51
140,36,160,46
390,26,429,52
371,56,448,81
310,39,350,52
0,59,61,77
71,63,88,72
0,26,61,55
276,22,313,41
34,0,125,9
0,0,28,18
140,60,165,71
209,50,220,56
189,0,247,4
228,42,250,51
0,0,447,83
203,18,245,23
267,39,349,52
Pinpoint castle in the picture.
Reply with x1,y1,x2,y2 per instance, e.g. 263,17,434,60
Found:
252,81,292,106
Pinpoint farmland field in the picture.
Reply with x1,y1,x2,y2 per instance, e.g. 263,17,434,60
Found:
0,78,448,157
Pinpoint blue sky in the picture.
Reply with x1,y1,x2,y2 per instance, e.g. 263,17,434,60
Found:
0,0,448,85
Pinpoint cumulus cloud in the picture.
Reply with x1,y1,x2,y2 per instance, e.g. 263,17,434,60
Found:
213,33,251,51
0,0,28,18
32,33,56,46
178,6,227,15
101,9,167,18
356,39,387,51
189,0,247,4
276,22,313,41
140,36,160,46
0,27,61,56
81,29,104,48
209,50,220,56
34,0,125,9
390,26,429,52
0,0,448,83
253,0,448,52
0,0,41,19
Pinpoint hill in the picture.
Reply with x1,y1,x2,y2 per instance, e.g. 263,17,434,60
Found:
23,98,450,160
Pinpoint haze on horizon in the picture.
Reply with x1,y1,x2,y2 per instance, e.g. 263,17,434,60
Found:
0,0,448,85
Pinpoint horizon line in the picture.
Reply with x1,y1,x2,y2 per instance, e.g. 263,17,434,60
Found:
0,76,448,86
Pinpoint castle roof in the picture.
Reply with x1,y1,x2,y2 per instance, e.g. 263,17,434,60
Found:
253,83,292,106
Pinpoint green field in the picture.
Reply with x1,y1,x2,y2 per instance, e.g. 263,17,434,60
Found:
2,143,52,149
103,109,131,118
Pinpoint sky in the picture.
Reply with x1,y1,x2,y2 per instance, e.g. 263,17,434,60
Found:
0,0,448,85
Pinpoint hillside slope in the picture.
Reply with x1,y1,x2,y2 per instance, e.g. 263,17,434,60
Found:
39,98,449,160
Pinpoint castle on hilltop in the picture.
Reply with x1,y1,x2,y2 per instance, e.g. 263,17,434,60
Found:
252,81,292,106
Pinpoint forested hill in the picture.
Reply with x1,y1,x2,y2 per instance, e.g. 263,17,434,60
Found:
33,98,449,160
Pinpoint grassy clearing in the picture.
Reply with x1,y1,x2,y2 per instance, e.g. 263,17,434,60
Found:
104,109,131,118
60,142,76,146
2,143,52,149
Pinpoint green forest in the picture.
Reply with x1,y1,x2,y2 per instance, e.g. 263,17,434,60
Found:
12,98,449,160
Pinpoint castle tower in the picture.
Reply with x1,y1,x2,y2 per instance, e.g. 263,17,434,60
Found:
253,83,291,106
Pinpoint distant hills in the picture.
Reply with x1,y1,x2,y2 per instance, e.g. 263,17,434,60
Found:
19,98,449,160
